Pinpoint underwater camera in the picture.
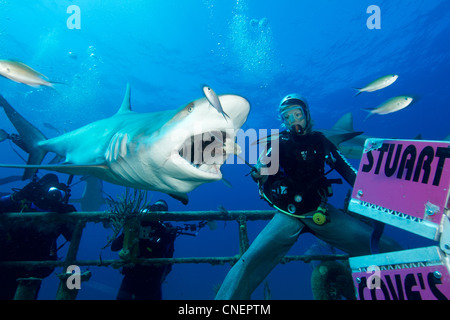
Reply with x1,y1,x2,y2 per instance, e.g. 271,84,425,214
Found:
30,174,70,211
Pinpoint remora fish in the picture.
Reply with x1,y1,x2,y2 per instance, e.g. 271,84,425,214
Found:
202,85,231,121
363,95,414,121
353,74,398,96
0,60,57,87
0,84,250,204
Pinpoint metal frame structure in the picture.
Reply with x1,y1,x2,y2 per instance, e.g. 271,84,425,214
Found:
0,210,349,300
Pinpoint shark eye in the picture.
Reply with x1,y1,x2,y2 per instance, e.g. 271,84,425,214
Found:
187,103,194,113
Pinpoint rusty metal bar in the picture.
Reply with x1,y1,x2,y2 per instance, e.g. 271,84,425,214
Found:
0,209,349,300
0,210,349,269
238,214,250,255
0,210,277,222
55,220,86,300
0,254,349,269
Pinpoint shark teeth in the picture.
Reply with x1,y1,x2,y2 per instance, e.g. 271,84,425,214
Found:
178,131,229,175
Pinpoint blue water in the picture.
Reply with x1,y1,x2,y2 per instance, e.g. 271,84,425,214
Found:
0,0,448,299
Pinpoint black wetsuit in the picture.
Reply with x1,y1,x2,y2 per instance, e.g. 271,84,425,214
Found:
262,130,356,215
111,221,177,300
0,196,75,300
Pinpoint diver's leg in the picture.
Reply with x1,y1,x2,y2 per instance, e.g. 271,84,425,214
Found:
215,212,304,300
304,204,402,256
116,275,133,300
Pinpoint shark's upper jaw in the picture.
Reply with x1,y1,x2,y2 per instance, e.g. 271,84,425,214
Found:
176,130,232,178
151,94,250,189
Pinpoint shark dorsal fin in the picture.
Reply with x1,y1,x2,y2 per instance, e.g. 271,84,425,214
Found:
332,112,354,132
116,83,132,115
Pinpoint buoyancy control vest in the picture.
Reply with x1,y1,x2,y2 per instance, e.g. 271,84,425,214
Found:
261,131,338,216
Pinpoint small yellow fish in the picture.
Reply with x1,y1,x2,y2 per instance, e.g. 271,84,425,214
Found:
0,59,56,87
363,95,414,121
354,74,398,96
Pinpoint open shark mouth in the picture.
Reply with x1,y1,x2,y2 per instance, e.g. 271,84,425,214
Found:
178,130,230,175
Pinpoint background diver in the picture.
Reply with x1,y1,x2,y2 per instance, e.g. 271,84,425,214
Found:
0,173,75,299
111,199,210,300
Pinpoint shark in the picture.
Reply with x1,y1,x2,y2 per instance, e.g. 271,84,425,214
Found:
320,113,450,160
71,176,107,212
317,112,370,159
0,84,250,204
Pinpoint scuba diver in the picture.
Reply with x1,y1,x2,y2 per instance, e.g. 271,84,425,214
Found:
111,200,177,300
111,199,211,300
0,173,75,299
215,93,402,300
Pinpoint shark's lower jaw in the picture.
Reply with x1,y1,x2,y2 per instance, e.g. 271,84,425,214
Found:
178,130,229,177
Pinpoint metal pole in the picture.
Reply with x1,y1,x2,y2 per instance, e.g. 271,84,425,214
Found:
0,254,349,269
238,214,250,255
13,278,42,300
55,220,86,300
0,210,277,222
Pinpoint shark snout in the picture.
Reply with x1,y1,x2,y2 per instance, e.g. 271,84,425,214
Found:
153,94,250,186
218,94,250,130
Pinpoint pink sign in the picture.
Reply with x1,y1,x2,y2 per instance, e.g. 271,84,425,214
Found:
353,265,450,300
352,139,450,224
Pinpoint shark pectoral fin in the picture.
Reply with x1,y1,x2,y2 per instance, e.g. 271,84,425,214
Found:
327,131,364,147
169,193,189,205
0,163,108,177
348,131,364,139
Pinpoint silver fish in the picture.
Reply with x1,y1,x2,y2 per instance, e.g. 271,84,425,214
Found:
363,95,414,120
0,60,56,88
202,85,231,121
353,74,398,96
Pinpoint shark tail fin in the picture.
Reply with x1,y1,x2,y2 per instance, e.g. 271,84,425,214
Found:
0,94,48,180
352,88,362,97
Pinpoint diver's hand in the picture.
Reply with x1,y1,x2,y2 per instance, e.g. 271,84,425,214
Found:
250,167,268,184
11,181,40,202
